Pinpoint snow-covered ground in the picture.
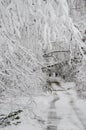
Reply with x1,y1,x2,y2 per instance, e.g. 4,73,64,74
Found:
0,82,86,130
0,0,86,130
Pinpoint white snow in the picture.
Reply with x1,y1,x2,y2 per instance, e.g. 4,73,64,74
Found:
0,83,86,130
0,0,86,130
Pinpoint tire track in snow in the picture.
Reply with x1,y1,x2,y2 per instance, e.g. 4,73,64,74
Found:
46,96,60,130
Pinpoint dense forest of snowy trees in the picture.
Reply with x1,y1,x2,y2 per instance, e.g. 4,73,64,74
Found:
0,0,86,96
0,0,86,130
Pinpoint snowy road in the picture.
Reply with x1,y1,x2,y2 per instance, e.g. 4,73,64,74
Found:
1,82,86,130
45,83,86,130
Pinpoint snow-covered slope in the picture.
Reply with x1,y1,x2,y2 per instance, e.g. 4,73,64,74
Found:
0,0,86,96
67,0,86,42
0,0,86,129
